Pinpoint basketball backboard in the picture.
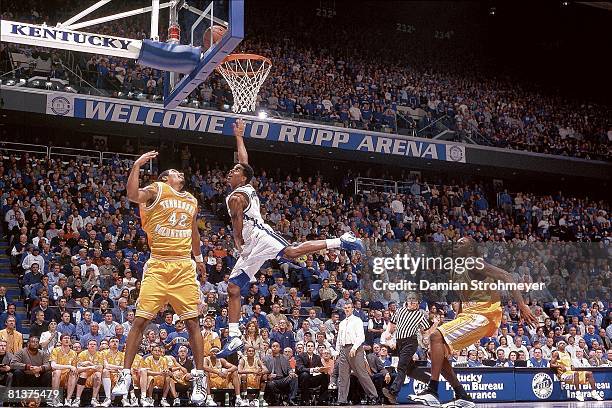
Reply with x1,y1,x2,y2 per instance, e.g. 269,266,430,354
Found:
164,0,244,109
0,0,243,109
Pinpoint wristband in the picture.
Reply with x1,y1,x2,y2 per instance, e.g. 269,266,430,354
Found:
195,254,204,262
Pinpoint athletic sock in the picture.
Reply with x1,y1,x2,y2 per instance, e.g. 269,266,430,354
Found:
325,238,341,249
102,377,112,399
427,379,440,394
229,322,241,337
453,385,469,400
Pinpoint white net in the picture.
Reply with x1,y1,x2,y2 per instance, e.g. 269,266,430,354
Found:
216,53,272,113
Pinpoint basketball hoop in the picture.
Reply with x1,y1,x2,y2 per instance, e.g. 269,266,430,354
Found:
216,53,272,113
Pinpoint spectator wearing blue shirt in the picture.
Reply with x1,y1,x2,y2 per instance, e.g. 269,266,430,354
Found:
480,336,499,348
23,262,44,297
527,348,549,368
158,313,177,335
583,325,603,350
256,274,269,297
199,274,215,295
29,275,53,302
499,190,512,213
165,320,190,357
109,277,126,302
115,325,127,351
474,194,489,214
270,319,295,351
318,263,330,281
99,312,120,340
304,98,316,116
467,350,482,368
343,272,359,292
516,327,532,347
567,300,581,317
215,308,229,332
57,311,76,339
76,311,94,339
80,322,104,348
251,304,270,330
0,304,22,331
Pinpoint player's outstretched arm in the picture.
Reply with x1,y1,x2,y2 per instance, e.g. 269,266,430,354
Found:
127,151,159,204
233,119,248,164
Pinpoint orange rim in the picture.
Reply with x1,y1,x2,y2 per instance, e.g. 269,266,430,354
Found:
217,53,272,76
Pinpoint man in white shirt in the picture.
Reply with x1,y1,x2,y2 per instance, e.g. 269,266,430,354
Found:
80,257,99,278
121,311,135,336
572,349,591,368
99,312,120,340
335,302,378,404
4,203,24,231
22,247,45,274
390,196,404,221
512,336,529,357
348,104,362,123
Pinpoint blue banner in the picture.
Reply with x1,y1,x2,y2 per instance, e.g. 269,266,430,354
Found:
45,93,467,163
398,368,612,402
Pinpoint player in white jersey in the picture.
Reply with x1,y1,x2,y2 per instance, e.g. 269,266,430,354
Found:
217,119,364,358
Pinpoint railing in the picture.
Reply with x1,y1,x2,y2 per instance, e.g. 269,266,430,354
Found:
0,141,144,168
355,177,399,194
101,151,139,166
59,62,105,96
49,146,102,163
0,141,49,158
463,120,493,146
417,114,450,138
356,176,466,198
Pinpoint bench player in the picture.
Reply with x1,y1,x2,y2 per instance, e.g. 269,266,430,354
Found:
112,152,207,405
74,339,104,407
102,338,125,407
50,334,78,407
219,119,365,358
551,342,603,401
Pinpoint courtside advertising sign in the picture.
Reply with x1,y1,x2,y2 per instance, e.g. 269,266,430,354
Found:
45,93,466,163
398,369,611,402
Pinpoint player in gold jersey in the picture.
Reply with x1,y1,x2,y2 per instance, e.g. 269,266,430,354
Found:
410,237,538,408
74,339,104,407
141,344,171,407
102,338,124,407
551,341,603,401
112,151,207,405
127,353,145,407
50,334,78,407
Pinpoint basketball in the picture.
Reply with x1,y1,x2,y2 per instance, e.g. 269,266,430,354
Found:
203,25,226,48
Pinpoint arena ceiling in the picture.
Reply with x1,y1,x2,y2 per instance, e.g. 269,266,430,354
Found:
576,1,612,11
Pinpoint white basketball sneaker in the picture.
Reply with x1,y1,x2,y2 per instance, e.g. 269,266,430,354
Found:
590,390,603,401
112,370,132,398
191,370,208,405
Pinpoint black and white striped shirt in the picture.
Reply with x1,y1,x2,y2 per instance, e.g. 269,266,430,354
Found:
390,307,431,340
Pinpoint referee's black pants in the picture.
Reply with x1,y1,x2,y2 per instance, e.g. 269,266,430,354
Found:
388,337,430,395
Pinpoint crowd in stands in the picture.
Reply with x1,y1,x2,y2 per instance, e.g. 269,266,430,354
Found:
2,1,611,160
0,135,609,405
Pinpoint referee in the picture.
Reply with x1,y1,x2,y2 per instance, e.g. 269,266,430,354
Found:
382,292,438,405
